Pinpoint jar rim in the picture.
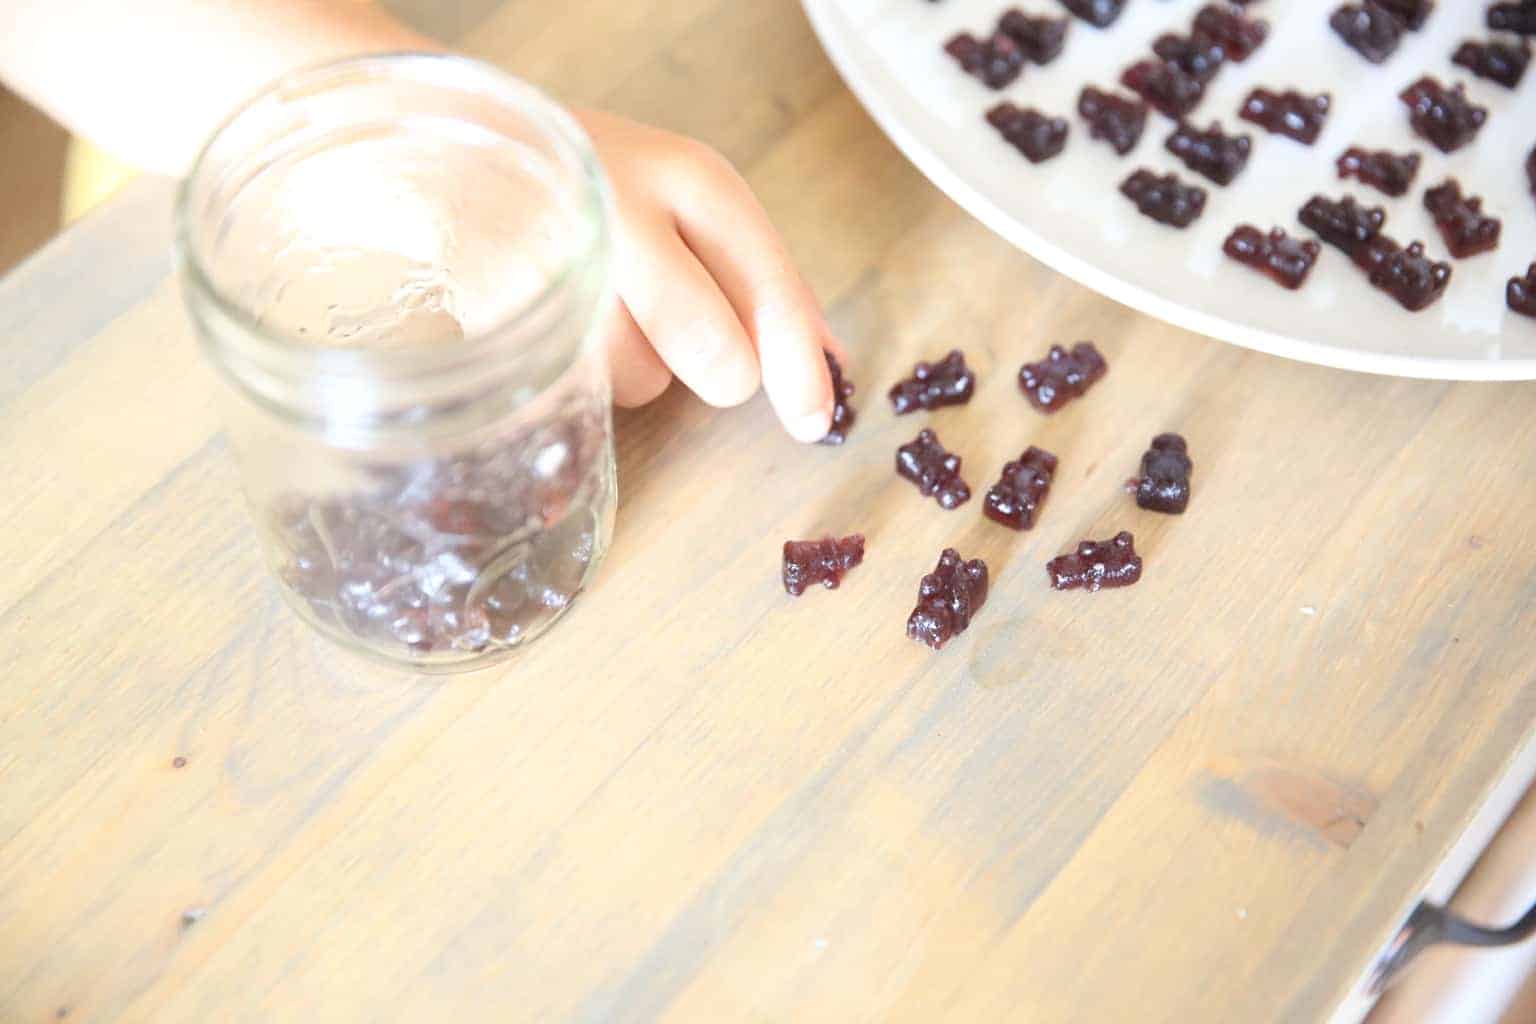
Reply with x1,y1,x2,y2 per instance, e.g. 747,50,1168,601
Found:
175,51,612,381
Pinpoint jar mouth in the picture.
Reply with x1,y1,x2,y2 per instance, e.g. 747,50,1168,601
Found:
175,52,613,384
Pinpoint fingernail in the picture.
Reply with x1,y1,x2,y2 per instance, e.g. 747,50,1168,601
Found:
789,408,832,444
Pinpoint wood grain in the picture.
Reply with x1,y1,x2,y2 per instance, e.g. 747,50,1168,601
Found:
2,2,1533,1022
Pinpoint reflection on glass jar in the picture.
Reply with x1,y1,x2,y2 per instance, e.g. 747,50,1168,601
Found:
177,54,617,671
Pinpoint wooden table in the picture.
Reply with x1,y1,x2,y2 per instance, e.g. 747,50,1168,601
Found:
3,2,1534,1021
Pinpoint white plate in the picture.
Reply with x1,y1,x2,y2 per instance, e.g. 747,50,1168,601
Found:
801,0,1536,380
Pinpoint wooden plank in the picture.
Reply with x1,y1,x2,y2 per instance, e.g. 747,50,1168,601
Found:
586,0,845,170
0,442,445,1018
461,0,727,106
0,281,220,619
380,0,507,44
944,374,1536,1022
0,1,1532,1021
0,174,175,410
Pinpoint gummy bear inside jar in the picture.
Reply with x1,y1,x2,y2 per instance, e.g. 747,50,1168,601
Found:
267,397,613,663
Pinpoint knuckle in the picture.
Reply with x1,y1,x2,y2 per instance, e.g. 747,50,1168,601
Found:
755,297,828,371
671,318,739,369
753,290,816,341
672,137,737,182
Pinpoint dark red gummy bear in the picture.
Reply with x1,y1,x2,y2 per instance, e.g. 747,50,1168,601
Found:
1059,0,1125,29
1223,225,1321,290
987,102,1070,164
896,428,971,509
1239,88,1330,145
1297,194,1386,255
1121,168,1207,227
983,446,1057,530
1336,147,1420,197
1047,532,1143,592
1331,2,1404,63
1165,121,1251,186
1152,32,1226,84
945,32,1024,90
1423,179,1501,259
1508,263,1536,318
1369,241,1451,311
907,548,989,650
1489,1,1536,34
1399,78,1486,154
1192,4,1269,61
819,352,856,446
998,8,1070,64
1134,433,1193,514
1376,0,1434,30
1351,234,1404,275
889,349,977,414
1078,86,1148,155
1122,60,1206,119
1019,342,1108,413
1452,38,1530,89
782,535,865,596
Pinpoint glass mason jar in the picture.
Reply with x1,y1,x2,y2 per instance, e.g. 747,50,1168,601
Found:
177,55,617,672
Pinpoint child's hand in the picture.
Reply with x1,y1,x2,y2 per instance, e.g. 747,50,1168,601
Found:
576,110,844,443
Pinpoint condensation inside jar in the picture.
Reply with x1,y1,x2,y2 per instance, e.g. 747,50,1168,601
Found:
212,117,589,344
206,112,612,664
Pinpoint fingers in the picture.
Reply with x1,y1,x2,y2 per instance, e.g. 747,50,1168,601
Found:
612,209,761,409
669,147,838,443
599,297,672,407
